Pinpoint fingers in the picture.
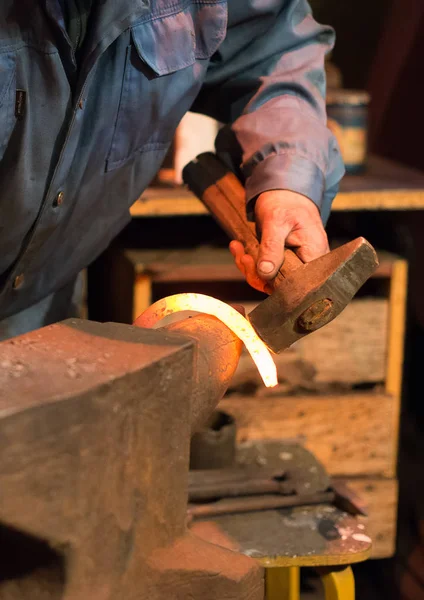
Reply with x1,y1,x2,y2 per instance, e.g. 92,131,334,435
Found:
285,227,330,263
230,241,269,293
241,254,271,292
229,240,247,279
230,189,330,294
255,191,330,278
229,240,244,266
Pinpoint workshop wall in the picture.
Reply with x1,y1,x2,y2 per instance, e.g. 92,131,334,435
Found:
310,0,392,90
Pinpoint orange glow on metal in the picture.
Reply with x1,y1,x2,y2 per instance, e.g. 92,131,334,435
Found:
134,293,278,388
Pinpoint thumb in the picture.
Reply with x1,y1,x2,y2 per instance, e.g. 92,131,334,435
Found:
257,213,291,280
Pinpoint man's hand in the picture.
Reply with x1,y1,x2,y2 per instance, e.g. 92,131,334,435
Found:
229,190,330,293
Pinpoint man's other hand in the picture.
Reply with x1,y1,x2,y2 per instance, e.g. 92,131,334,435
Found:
229,190,329,293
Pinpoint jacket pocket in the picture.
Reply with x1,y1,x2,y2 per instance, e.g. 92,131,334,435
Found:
0,51,17,162
106,1,227,172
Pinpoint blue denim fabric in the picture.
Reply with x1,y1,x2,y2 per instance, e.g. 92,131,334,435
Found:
0,274,83,341
0,0,343,320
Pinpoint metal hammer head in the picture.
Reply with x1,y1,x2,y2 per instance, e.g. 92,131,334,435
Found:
248,237,379,353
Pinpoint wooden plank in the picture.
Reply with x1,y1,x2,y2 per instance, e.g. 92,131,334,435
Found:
130,157,424,217
126,248,245,282
335,478,398,559
230,298,388,389
334,190,424,211
294,298,388,385
130,188,424,217
341,156,424,193
133,274,152,320
131,189,207,217
385,261,408,478
220,393,396,478
124,247,396,282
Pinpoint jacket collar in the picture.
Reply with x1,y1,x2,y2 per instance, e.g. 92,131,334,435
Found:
43,0,151,79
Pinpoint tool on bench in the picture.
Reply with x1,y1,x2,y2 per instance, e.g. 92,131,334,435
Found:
188,491,336,519
183,153,379,353
188,461,367,520
190,443,372,600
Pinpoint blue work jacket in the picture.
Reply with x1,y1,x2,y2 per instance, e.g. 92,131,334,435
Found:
0,0,343,319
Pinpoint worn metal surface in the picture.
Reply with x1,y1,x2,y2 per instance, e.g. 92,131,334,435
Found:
297,298,334,332
236,441,332,497
187,442,366,522
160,315,242,432
189,467,287,501
0,318,261,600
249,237,379,351
183,152,379,353
192,506,371,568
188,491,335,519
191,441,372,568
333,480,369,517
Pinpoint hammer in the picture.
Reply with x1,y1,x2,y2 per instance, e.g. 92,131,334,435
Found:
183,153,379,353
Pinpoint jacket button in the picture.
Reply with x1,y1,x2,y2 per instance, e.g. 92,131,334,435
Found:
13,274,25,289
53,191,64,207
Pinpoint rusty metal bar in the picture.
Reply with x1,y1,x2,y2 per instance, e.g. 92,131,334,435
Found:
188,491,335,519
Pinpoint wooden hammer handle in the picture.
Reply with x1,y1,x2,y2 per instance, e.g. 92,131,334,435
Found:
203,169,260,261
183,153,303,285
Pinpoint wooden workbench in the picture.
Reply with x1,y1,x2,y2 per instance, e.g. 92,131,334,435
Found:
130,156,424,217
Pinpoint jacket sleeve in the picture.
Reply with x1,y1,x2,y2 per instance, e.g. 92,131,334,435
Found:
191,0,345,224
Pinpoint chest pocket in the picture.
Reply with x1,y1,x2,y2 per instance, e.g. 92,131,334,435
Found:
106,1,227,172
0,52,17,163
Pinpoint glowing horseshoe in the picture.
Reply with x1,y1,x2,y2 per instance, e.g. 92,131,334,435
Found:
134,293,278,388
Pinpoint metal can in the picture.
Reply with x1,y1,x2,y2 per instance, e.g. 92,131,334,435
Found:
326,89,370,174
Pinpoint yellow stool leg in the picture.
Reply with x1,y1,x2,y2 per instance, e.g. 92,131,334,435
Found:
320,566,355,600
266,566,300,600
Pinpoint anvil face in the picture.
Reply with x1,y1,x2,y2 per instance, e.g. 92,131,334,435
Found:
0,319,259,599
0,320,194,597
